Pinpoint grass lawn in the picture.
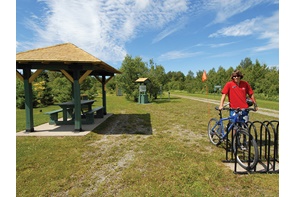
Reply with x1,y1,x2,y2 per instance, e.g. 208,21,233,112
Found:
16,94,279,196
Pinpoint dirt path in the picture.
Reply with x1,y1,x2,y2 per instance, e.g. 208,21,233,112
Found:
172,94,279,118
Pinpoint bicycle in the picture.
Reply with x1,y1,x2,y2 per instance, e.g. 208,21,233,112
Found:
207,105,259,170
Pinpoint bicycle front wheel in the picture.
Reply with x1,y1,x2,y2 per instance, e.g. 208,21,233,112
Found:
232,128,259,170
208,118,222,145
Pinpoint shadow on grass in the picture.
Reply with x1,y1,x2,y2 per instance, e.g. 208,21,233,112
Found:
92,113,153,135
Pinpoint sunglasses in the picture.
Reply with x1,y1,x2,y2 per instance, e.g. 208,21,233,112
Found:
232,76,240,78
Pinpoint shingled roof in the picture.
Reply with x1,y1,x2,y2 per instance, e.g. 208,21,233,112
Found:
16,43,121,76
135,78,150,83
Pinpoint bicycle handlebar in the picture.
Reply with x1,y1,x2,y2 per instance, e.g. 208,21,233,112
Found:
214,106,256,112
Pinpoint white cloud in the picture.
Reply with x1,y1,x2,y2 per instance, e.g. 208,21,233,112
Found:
209,18,259,37
152,17,188,44
209,42,235,48
203,0,273,25
159,50,202,60
17,0,188,63
254,11,279,51
209,11,278,51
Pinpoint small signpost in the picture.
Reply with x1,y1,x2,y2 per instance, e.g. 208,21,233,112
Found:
135,78,150,104
139,85,146,92
214,85,222,92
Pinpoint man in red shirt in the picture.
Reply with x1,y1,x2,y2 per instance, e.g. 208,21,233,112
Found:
219,70,258,122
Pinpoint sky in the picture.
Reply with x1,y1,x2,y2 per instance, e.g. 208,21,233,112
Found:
16,0,279,75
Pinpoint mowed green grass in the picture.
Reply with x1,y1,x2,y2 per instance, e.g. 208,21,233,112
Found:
16,94,279,196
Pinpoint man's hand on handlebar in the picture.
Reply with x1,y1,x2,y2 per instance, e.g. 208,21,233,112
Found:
254,103,258,111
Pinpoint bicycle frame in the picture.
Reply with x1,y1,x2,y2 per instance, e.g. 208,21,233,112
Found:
212,107,249,141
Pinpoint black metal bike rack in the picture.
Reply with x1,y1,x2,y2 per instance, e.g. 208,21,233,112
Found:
222,120,279,174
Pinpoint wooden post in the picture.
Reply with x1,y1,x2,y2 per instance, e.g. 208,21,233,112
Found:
23,68,34,132
102,75,107,115
73,70,82,131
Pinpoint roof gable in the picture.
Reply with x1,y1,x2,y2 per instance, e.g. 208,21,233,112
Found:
16,43,101,63
16,43,121,75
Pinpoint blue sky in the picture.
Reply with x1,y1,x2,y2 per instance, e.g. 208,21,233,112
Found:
16,0,278,75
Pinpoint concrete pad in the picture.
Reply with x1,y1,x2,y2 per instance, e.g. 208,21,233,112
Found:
16,113,113,137
223,160,279,174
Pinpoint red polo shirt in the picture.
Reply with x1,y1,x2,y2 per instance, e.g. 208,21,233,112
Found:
221,80,254,109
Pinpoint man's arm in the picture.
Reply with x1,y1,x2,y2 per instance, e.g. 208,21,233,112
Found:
219,94,226,110
250,94,258,111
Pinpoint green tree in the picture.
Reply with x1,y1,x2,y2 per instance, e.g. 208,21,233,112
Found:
195,70,204,92
80,76,101,99
48,76,72,103
206,68,217,93
16,73,40,109
32,71,54,107
116,55,148,101
184,70,196,93
239,57,253,69
106,76,117,94
147,59,167,99
261,67,279,99
16,78,26,109
166,71,185,90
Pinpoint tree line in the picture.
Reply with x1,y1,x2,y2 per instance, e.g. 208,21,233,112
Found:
16,56,279,108
113,55,279,102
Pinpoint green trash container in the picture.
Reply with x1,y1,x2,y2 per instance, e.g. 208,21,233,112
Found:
138,94,148,104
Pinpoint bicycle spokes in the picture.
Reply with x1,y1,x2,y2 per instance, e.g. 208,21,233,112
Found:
208,118,223,146
233,129,259,170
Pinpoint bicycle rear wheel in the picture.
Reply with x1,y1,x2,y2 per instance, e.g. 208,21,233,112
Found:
232,128,259,170
208,118,222,145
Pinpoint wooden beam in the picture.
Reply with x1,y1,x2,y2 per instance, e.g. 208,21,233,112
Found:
95,75,114,84
79,70,92,84
61,69,74,83
95,76,102,83
29,69,43,83
105,76,114,84
16,70,23,81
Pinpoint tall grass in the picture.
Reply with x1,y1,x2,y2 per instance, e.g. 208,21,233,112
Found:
16,94,279,196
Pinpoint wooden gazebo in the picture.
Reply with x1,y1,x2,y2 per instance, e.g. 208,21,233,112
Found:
16,43,121,132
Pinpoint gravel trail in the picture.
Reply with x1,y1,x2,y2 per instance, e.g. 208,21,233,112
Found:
172,94,279,118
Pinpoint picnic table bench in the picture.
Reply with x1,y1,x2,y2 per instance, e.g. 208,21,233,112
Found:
85,106,104,124
45,104,104,125
44,109,63,125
